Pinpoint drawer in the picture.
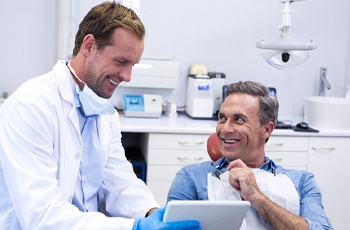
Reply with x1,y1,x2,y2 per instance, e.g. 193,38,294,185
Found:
266,152,308,170
148,149,211,165
309,137,350,151
265,136,308,152
147,165,183,180
149,133,208,150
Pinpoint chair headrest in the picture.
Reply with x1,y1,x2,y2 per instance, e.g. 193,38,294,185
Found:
207,133,222,162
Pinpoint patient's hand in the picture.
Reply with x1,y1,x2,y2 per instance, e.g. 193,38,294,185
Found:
226,159,263,203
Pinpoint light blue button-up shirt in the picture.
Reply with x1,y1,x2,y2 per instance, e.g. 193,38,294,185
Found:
70,77,102,212
167,156,334,230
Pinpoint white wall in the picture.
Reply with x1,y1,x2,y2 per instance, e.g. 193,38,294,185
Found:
1,0,349,120
0,0,58,94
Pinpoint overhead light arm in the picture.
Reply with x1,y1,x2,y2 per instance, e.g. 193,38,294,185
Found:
281,0,292,35
256,0,316,69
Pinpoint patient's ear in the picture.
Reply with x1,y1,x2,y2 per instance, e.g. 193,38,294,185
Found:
262,121,274,141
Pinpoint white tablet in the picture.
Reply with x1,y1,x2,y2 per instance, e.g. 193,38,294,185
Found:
163,200,250,230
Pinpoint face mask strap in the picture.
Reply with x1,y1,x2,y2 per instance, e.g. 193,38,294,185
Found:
67,61,86,85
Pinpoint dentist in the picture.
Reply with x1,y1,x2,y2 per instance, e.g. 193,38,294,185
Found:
0,1,200,230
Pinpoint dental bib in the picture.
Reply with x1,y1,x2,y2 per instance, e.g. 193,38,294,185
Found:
207,169,300,230
67,62,116,116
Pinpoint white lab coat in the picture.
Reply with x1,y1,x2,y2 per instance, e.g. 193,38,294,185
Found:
0,60,159,230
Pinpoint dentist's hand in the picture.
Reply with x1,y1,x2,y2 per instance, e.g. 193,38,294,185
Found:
132,207,201,230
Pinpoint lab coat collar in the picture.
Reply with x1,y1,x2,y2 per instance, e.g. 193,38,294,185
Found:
54,60,81,135
53,60,83,201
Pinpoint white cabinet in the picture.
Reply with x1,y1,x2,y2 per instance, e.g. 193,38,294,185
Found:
146,133,211,206
307,137,350,230
265,136,308,170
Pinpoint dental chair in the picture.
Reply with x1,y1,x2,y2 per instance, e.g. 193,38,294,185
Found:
206,133,222,162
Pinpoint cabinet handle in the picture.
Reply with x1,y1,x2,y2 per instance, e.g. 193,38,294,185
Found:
270,157,283,162
311,147,335,152
177,141,205,146
177,156,204,162
265,143,284,148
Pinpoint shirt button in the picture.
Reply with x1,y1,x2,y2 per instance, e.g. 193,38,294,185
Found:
82,176,88,183
83,148,88,153
75,152,81,159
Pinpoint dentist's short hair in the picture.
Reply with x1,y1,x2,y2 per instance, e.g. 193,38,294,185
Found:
72,1,145,57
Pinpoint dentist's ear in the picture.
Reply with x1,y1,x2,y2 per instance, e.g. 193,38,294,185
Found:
82,34,96,56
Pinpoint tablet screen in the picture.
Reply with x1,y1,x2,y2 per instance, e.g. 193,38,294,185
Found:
163,200,250,230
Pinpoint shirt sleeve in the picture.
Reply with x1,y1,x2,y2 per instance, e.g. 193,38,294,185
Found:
298,172,334,229
167,165,201,202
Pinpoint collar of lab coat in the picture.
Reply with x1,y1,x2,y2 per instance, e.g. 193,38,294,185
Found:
53,60,83,201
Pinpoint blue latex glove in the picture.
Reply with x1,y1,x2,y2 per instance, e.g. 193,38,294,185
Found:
132,207,201,230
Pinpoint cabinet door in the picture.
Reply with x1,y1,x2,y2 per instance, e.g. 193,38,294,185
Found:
148,149,211,165
148,133,208,151
265,136,309,170
147,165,184,205
265,136,308,152
307,137,350,230
266,152,307,170
147,133,211,206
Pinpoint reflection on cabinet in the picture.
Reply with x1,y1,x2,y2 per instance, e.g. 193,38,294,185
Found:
307,137,350,230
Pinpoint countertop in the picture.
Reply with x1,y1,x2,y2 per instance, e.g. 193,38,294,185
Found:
119,113,350,137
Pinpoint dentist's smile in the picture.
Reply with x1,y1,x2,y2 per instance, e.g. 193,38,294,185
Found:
107,76,119,86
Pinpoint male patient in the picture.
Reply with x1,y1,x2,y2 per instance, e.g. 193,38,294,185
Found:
167,81,333,229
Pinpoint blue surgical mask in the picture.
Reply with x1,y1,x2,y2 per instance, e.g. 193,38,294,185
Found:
67,62,116,116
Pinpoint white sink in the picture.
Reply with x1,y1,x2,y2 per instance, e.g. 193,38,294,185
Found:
304,96,350,130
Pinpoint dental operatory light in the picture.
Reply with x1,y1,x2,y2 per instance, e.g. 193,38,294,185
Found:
256,0,316,70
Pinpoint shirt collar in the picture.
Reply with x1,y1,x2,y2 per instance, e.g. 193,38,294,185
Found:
213,156,277,174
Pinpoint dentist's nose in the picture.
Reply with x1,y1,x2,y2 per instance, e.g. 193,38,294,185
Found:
120,66,133,83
